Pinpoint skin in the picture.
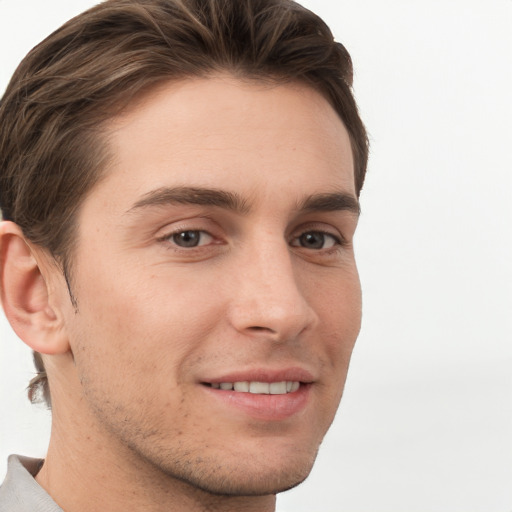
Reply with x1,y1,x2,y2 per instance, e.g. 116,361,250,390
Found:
1,76,361,512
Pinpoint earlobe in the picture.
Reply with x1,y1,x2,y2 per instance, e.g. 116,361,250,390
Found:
0,221,69,355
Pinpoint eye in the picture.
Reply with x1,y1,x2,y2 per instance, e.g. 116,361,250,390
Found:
168,230,213,248
291,231,340,250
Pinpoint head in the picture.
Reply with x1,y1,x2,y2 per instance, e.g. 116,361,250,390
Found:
0,0,368,501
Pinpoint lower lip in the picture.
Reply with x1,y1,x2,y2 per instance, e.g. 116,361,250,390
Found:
202,384,311,421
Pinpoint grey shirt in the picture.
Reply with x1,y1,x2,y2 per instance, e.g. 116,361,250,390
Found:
0,455,62,511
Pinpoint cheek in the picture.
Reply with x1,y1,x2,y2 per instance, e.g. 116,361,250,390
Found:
314,266,362,345
313,267,362,414
308,281,361,440
68,263,223,387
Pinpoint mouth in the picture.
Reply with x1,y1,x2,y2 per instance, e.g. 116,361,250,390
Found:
200,370,313,421
204,381,301,394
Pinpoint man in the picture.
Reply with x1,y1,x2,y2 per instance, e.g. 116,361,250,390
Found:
0,0,368,510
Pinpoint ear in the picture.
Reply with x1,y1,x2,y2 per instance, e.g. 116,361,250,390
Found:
0,221,70,355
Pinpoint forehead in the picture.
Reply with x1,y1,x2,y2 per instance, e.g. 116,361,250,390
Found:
94,75,355,212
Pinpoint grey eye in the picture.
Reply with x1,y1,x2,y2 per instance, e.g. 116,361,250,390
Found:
172,230,203,247
294,231,338,249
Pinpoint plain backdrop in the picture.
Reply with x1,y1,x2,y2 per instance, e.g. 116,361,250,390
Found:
1,1,511,511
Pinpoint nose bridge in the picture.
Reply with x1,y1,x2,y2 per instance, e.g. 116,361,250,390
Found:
228,236,318,339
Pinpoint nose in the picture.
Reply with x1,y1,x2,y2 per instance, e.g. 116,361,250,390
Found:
227,241,319,342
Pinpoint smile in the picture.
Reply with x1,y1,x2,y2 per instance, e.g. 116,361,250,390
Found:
207,381,301,394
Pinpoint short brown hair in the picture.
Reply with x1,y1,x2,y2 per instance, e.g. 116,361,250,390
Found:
0,0,369,407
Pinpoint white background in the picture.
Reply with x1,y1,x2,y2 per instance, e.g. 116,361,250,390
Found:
1,1,511,511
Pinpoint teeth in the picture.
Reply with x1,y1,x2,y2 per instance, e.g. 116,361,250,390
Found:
211,381,300,394
234,381,249,392
250,381,269,394
269,381,287,394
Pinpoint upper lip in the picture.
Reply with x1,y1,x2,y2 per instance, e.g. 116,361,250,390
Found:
201,367,315,384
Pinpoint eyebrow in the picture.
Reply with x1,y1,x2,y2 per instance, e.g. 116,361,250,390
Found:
126,186,250,215
126,186,360,217
298,192,361,216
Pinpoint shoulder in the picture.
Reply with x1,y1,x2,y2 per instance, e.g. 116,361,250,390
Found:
0,455,62,512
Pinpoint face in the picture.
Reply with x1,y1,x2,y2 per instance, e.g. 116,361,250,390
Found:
60,76,361,495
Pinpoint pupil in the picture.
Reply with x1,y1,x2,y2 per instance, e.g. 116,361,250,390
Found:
300,232,324,249
173,231,200,247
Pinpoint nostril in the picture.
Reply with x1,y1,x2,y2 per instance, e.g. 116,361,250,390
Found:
248,326,275,333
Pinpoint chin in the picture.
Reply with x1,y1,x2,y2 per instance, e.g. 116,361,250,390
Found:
175,459,315,497
154,446,319,497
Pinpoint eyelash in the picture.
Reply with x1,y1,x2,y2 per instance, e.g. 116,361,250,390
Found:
290,230,343,251
157,229,215,249
158,227,344,252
